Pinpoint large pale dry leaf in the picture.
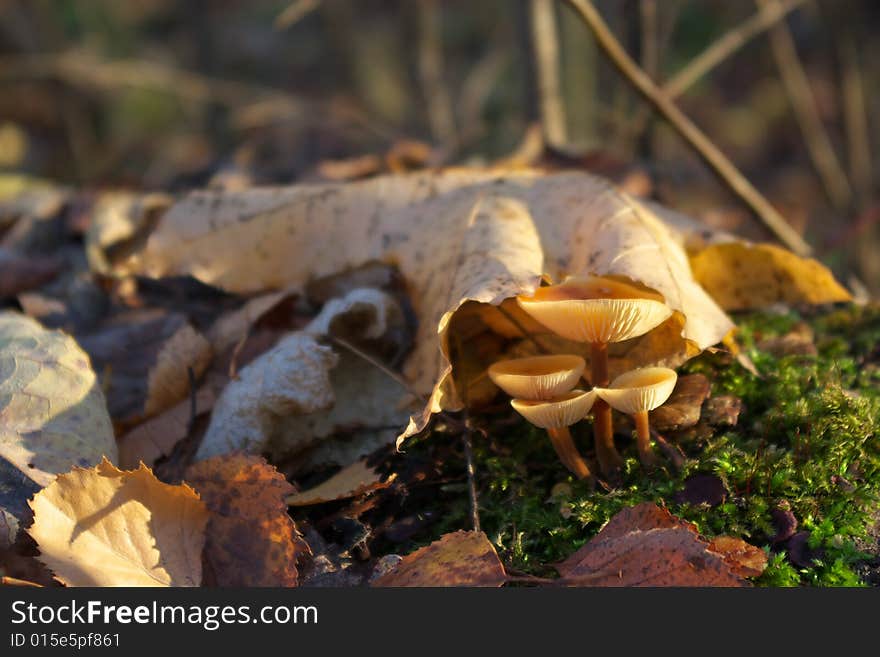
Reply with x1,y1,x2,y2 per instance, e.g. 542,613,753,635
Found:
185,454,308,587
372,530,507,587
286,459,394,507
196,287,413,462
0,313,117,490
556,503,757,587
27,458,208,587
105,170,848,445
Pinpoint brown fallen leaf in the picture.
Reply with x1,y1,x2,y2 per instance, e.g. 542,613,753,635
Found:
185,454,309,587
28,458,208,587
372,530,507,587
707,536,768,578
650,374,711,432
0,248,60,298
556,503,761,587
118,386,216,470
78,309,212,424
287,459,395,507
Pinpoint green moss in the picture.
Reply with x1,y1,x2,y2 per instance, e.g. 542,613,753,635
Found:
412,303,880,586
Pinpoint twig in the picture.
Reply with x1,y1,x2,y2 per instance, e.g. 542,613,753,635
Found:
636,0,659,158
838,36,872,205
530,0,567,147
417,0,458,150
186,366,197,437
274,0,321,30
757,0,852,211
564,0,813,256
461,419,481,532
1,576,41,587
663,0,807,99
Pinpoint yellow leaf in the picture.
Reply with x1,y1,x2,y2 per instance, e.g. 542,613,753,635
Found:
28,458,208,587
689,242,851,311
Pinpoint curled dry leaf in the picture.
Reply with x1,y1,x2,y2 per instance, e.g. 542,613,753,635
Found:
556,503,763,587
196,287,413,462
103,170,849,445
27,458,208,587
372,530,507,587
286,459,395,507
0,312,116,538
185,454,309,587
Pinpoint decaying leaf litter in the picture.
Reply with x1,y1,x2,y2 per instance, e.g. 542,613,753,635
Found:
0,165,872,588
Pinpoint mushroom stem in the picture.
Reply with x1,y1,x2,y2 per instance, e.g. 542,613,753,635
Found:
590,342,624,476
546,426,594,483
633,410,659,467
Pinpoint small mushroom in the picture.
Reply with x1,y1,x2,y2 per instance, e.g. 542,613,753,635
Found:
517,275,672,477
488,355,594,481
487,354,585,400
511,390,597,481
595,367,677,468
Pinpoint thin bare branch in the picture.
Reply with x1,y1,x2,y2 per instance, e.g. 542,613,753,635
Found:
757,0,852,211
663,0,806,99
274,0,322,31
838,37,872,205
530,0,567,147
564,0,813,256
417,0,458,149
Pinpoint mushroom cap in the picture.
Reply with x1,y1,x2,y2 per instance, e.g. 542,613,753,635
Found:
510,389,597,429
594,367,678,414
488,354,586,400
516,275,672,344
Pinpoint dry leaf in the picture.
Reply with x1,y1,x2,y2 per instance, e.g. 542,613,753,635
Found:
196,287,413,462
372,530,507,587
650,374,711,432
0,312,117,491
143,323,212,417
0,248,60,298
707,536,768,578
689,242,851,311
78,310,211,423
185,454,308,587
556,503,758,587
102,170,849,445
287,459,394,506
118,386,216,469
28,458,208,587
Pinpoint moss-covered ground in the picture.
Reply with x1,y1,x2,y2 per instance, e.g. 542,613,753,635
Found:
405,303,880,586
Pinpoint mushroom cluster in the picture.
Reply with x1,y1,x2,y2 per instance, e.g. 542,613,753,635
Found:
490,275,680,481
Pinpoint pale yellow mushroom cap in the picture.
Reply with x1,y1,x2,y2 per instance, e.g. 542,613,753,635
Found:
488,354,585,400
594,367,677,415
510,389,597,429
516,275,673,344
